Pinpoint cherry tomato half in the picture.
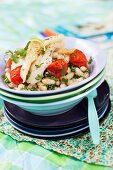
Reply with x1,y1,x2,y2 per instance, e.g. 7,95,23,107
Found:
70,49,87,67
47,59,68,79
10,66,23,85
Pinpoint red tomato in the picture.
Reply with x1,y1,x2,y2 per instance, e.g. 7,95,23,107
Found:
47,59,68,79
7,58,12,69
10,66,23,85
70,49,87,67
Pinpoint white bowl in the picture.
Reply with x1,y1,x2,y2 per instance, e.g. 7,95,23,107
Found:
0,37,106,96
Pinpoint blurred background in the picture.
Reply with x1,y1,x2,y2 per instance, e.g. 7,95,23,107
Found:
0,0,113,52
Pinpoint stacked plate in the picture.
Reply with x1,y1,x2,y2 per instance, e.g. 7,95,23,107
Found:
0,37,110,140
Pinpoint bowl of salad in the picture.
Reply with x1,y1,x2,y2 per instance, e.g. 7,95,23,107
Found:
0,35,106,96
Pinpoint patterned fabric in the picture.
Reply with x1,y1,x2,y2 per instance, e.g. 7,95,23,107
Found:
0,102,113,167
0,0,113,169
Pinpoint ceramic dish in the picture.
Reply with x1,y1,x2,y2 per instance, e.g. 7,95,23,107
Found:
4,100,110,139
3,80,110,129
0,37,107,96
1,77,104,115
0,69,105,103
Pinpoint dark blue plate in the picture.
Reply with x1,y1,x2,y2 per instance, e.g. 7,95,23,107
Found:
4,81,110,129
4,100,110,139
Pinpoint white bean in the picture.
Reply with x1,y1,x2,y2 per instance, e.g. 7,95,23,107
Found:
67,80,74,86
76,77,84,82
84,72,89,78
37,82,44,86
39,85,47,91
16,84,25,90
80,66,87,72
42,78,55,85
9,83,17,89
67,67,71,73
75,68,84,76
56,80,60,86
65,72,74,80
60,83,66,88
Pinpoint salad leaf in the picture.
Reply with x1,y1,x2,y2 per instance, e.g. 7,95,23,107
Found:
11,54,19,63
69,64,76,72
24,41,30,50
46,84,55,90
88,56,93,64
35,62,44,68
46,74,56,80
62,67,66,76
16,49,27,57
2,73,10,84
61,78,68,83
26,71,31,80
35,74,43,80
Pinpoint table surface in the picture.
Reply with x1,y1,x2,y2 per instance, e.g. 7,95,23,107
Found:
0,0,113,169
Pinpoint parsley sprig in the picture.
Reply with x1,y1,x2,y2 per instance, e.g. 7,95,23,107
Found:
88,56,93,64
35,74,43,80
2,73,10,84
35,62,44,68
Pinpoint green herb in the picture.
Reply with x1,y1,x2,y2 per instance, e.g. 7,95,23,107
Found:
62,67,65,76
88,56,93,64
46,84,55,90
2,73,10,84
11,54,19,63
46,74,56,80
24,41,30,50
31,85,37,91
16,49,27,57
85,69,89,73
5,50,13,55
35,62,44,68
26,71,31,80
74,74,81,79
41,50,45,55
69,64,76,72
35,74,43,80
61,78,68,84
5,50,13,62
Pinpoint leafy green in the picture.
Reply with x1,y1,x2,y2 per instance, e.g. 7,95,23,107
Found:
35,62,44,68
88,56,93,64
24,41,30,50
46,84,55,90
74,74,81,79
5,50,19,63
26,71,31,80
2,73,10,84
62,67,66,76
16,49,27,57
69,64,76,72
11,54,19,63
61,78,68,83
35,74,43,80
46,74,56,80
31,85,37,91
5,50,13,56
